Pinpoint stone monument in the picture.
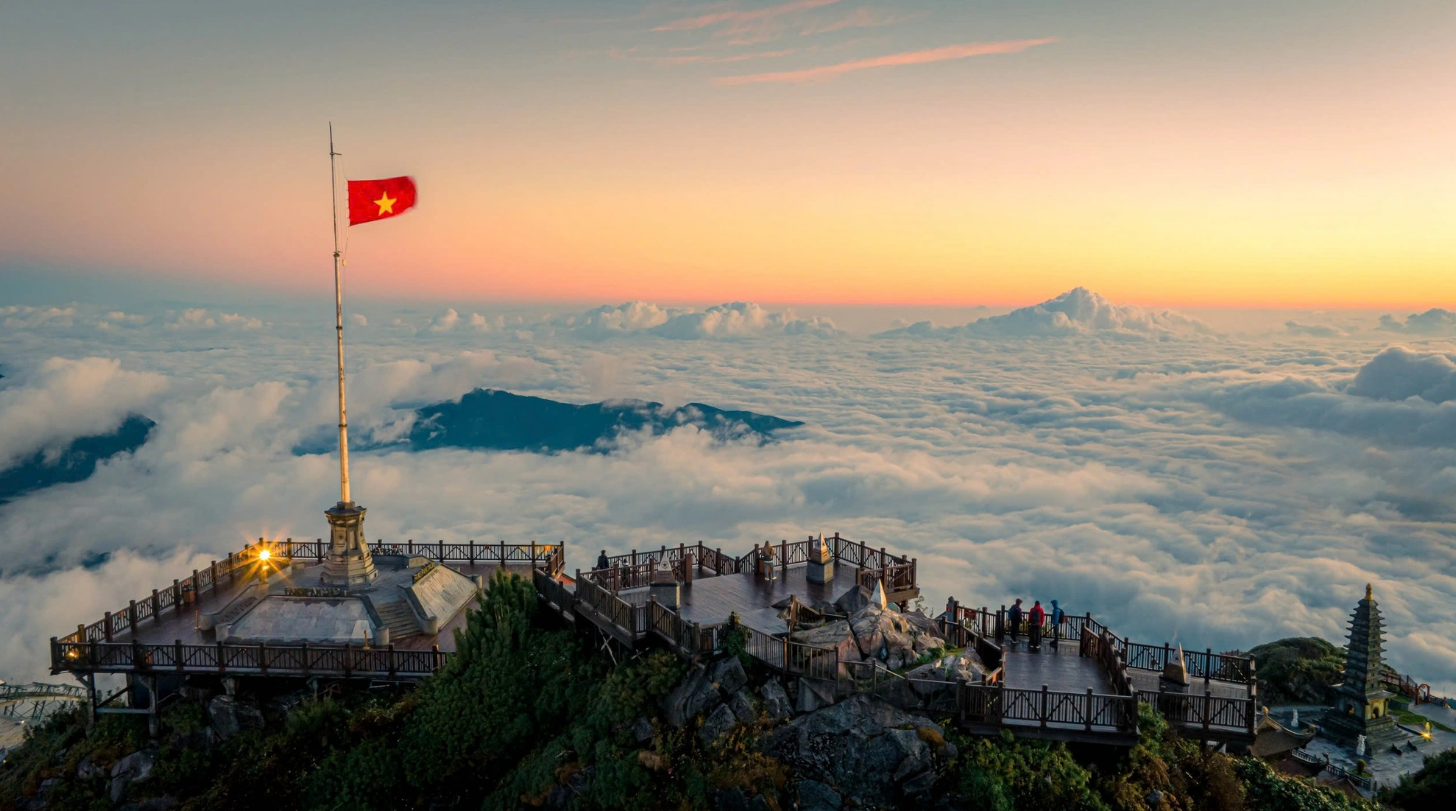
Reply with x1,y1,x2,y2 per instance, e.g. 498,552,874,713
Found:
807,533,834,585
321,501,377,587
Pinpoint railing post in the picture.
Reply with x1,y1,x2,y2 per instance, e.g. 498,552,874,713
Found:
1085,688,1094,731
1040,684,1049,729
388,643,397,677
433,644,442,672
175,640,183,673
716,547,723,575
1203,689,1211,733
438,539,444,561
317,538,324,562
499,539,504,566
215,558,223,586
1205,648,1212,685
104,611,113,642
76,623,85,643
259,642,268,675
172,579,182,612
128,600,138,635
344,642,352,677
468,539,476,564
302,640,310,676
782,636,790,676
217,640,225,673
531,540,536,564
996,605,1005,642
151,589,160,622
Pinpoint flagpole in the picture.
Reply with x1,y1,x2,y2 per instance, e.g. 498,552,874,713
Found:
329,122,351,506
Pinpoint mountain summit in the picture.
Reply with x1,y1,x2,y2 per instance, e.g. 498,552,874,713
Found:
875,287,1208,339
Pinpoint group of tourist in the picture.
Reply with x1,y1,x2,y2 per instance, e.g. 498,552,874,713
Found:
1006,597,1066,650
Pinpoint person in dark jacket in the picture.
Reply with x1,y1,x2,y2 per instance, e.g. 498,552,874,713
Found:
596,550,610,571
1007,598,1024,643
1028,600,1046,650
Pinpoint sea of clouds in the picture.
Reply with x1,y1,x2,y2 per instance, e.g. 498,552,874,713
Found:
1,292,1454,693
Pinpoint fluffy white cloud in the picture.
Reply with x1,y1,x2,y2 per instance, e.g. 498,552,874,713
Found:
165,308,264,330
1,301,1454,695
877,288,1208,339
1349,346,1456,403
648,302,841,339
0,357,167,468
1,305,77,329
1378,308,1456,335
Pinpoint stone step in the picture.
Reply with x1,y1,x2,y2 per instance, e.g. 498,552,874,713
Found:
373,600,422,639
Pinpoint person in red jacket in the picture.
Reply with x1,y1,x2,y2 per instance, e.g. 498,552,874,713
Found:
1028,600,1046,650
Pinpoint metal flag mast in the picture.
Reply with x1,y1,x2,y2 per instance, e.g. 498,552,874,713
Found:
321,122,376,587
329,122,351,506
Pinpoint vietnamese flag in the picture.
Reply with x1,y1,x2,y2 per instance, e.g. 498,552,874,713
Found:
347,176,417,226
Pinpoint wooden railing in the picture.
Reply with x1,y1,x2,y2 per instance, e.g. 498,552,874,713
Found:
573,570,638,641
52,638,446,679
1124,642,1253,685
1136,689,1255,734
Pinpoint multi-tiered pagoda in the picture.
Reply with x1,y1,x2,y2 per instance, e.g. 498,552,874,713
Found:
1321,584,1401,747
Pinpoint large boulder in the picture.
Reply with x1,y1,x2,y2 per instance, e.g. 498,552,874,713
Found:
760,680,793,720
833,586,872,615
905,652,987,686
765,695,943,808
796,678,837,714
791,621,866,672
109,749,157,803
797,779,842,811
700,703,738,744
207,695,263,741
711,657,748,697
662,664,723,727
848,604,946,671
729,690,756,723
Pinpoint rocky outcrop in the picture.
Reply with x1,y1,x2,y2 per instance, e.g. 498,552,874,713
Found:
905,651,988,686
662,665,724,728
791,600,948,675
797,779,843,811
764,695,947,808
760,680,792,721
109,749,157,803
701,704,739,743
207,695,263,741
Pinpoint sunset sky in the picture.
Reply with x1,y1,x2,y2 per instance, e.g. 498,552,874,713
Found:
2,0,1453,308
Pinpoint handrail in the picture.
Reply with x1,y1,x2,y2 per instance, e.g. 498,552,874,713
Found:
52,638,446,679
56,539,567,649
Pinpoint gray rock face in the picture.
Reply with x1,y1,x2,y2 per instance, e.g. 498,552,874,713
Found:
109,749,157,803
765,695,942,808
729,690,756,723
662,665,723,727
76,755,103,779
760,680,793,720
796,678,836,714
834,586,871,615
711,657,748,696
905,651,988,687
632,716,654,743
797,779,843,811
700,703,738,744
207,695,263,741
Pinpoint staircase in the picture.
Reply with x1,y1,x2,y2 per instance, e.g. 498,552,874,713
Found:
373,600,422,639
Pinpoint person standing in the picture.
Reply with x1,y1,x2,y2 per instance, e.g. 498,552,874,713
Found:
596,550,610,571
1028,600,1046,650
1007,598,1024,643
1049,599,1065,648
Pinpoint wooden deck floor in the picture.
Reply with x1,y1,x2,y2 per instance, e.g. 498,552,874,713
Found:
110,561,537,654
1000,638,1114,693
622,565,871,636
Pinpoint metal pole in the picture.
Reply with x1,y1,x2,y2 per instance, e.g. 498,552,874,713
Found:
329,122,351,505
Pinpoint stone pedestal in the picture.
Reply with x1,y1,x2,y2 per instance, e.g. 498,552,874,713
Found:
320,502,377,588
650,565,680,609
807,534,834,585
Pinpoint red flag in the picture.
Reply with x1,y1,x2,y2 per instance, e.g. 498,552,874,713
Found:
347,176,417,226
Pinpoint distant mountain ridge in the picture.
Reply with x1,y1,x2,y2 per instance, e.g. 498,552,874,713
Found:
406,389,802,453
875,287,1207,339
0,415,155,502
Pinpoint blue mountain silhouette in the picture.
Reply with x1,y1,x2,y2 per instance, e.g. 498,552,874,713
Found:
0,415,155,502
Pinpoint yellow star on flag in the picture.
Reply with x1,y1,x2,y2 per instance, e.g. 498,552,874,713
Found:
374,191,397,215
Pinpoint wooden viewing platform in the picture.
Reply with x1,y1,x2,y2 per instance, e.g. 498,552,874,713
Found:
50,535,1256,749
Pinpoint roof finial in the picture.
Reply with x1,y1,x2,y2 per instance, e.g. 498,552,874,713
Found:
1365,583,1373,601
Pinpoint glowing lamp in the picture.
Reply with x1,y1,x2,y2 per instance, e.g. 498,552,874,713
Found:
258,549,271,562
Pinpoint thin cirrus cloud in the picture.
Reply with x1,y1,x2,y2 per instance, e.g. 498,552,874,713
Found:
653,0,843,32
714,37,1058,85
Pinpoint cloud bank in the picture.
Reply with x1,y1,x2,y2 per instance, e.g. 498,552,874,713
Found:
1,299,1454,694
